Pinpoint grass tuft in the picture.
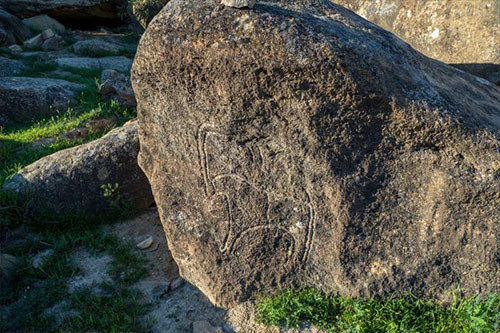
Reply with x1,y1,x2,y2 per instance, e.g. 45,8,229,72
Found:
256,288,500,332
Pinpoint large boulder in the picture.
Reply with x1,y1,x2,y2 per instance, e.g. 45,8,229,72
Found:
132,0,500,307
3,121,154,215
22,15,65,34
333,0,499,79
0,0,125,25
0,77,84,126
0,9,32,46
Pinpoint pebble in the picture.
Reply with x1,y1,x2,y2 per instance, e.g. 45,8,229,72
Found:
192,320,223,333
8,45,22,52
221,0,256,9
136,235,154,249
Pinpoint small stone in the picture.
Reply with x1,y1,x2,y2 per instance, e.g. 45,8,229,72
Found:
0,253,18,279
8,44,22,52
192,320,223,333
23,33,43,48
136,236,154,249
42,28,56,40
221,0,256,8
170,277,184,290
32,249,54,269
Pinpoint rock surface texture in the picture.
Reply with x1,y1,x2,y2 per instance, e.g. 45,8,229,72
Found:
132,0,500,307
0,9,32,46
55,56,133,72
101,69,136,108
0,77,84,126
334,0,499,65
3,121,154,215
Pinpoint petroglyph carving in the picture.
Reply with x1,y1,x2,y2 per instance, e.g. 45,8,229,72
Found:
197,123,316,265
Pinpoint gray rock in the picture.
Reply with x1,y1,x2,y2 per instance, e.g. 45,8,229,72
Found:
42,35,66,51
8,44,22,52
221,0,255,8
3,121,154,216
23,33,43,48
41,28,56,40
55,56,133,72
132,0,500,307
101,69,136,107
22,15,65,34
0,0,125,21
0,56,27,76
0,9,32,46
0,77,84,126
72,39,124,57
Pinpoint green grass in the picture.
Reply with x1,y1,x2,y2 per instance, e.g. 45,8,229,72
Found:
0,87,135,187
256,288,500,332
0,216,150,332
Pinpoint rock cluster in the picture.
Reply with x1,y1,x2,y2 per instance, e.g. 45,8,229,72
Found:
132,0,500,307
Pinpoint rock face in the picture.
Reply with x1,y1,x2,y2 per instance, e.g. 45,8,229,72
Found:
3,121,154,215
0,77,84,126
0,0,125,24
132,0,500,307
333,0,499,65
0,9,32,46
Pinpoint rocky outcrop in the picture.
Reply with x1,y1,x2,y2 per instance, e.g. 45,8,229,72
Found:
3,121,154,215
0,77,84,126
333,1,499,65
132,0,500,307
0,0,125,25
101,69,136,108
0,9,32,46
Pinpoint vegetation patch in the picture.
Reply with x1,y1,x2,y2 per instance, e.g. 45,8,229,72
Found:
256,288,500,332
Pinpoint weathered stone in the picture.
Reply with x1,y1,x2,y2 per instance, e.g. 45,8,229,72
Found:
8,44,22,52
23,33,43,48
55,56,133,72
333,0,499,65
101,69,136,107
0,9,32,46
0,0,126,23
42,35,66,51
41,28,56,40
72,39,123,56
0,77,84,126
0,56,27,76
3,121,154,215
132,0,500,307
221,0,255,9
22,15,65,34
